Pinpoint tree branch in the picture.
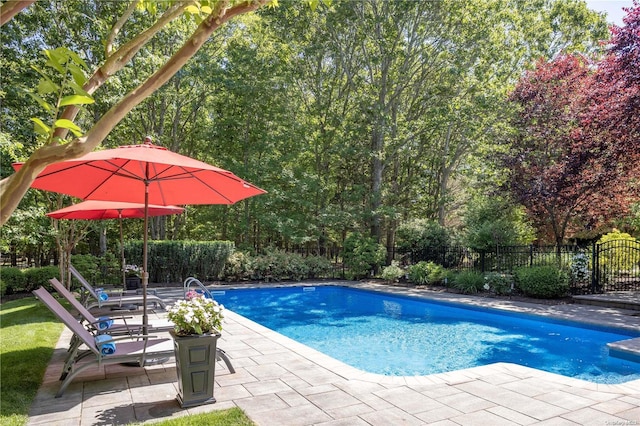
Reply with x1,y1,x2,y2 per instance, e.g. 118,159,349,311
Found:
0,0,35,27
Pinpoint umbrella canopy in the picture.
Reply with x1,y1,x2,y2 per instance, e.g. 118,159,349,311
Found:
47,200,184,220
14,141,266,331
47,200,184,287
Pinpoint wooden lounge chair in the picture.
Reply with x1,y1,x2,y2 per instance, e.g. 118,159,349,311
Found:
33,286,175,397
69,264,166,310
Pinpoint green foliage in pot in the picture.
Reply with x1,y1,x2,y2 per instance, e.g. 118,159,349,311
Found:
167,293,224,336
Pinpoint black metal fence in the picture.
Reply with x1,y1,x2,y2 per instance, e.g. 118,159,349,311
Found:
399,244,582,273
591,239,640,294
399,240,640,294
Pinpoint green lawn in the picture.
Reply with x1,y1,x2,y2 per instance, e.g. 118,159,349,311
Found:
0,296,63,426
0,296,254,426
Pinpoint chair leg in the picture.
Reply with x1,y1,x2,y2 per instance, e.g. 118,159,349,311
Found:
61,336,83,380
216,348,235,374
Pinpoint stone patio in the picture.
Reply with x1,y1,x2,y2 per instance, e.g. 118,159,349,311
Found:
28,282,640,425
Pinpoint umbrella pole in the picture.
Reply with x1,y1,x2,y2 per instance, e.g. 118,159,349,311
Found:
142,179,149,335
119,211,126,288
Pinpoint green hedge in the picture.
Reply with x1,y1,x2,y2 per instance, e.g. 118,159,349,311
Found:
0,266,61,295
515,266,569,298
0,267,25,295
124,240,235,282
23,266,60,292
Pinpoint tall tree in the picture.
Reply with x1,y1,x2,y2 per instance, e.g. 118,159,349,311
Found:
502,48,638,247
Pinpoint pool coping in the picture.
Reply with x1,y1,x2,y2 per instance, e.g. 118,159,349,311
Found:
210,280,640,387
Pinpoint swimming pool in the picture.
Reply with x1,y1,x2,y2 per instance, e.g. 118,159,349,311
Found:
213,285,640,384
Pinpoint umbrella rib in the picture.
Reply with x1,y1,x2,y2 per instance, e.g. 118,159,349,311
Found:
146,166,241,204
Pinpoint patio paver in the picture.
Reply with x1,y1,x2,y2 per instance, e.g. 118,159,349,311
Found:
27,282,640,425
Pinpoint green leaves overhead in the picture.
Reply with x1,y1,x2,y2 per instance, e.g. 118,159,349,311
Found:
27,47,93,143
58,95,94,107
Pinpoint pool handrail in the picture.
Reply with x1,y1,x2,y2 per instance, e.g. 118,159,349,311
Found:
183,276,215,300
181,276,236,374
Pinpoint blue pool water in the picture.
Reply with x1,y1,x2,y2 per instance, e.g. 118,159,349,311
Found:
213,285,640,384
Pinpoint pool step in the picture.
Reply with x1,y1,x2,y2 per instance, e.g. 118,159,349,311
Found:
608,337,640,363
573,293,640,312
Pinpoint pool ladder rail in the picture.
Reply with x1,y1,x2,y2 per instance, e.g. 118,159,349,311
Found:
182,277,235,374
184,276,227,298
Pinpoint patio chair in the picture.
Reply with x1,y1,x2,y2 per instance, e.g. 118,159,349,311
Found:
51,278,235,375
49,278,177,378
69,264,166,310
32,286,175,397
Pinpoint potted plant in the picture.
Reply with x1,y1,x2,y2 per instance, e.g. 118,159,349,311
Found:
167,291,224,408
124,264,141,290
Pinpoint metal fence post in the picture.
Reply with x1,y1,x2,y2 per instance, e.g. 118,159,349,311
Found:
591,241,598,293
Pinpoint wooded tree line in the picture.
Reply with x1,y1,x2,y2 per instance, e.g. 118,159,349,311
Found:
1,0,638,266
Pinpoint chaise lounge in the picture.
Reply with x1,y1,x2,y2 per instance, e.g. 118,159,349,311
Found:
69,264,167,310
51,277,235,376
33,286,175,397
49,278,176,378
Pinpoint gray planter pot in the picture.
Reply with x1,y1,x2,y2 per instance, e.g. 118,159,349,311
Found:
170,331,220,408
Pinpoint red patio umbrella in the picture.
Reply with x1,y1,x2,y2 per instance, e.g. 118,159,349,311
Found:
14,139,266,331
47,200,184,287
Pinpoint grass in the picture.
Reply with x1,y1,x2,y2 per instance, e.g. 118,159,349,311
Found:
0,296,63,426
0,295,255,426
131,408,255,425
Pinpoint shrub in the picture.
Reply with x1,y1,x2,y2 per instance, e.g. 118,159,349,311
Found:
597,229,638,272
483,272,513,295
396,220,456,266
381,262,404,283
0,267,25,295
407,261,446,285
71,254,100,289
462,196,535,251
426,262,446,284
342,233,386,279
453,271,484,294
441,269,456,287
570,251,590,286
407,262,430,285
286,252,309,281
251,250,309,282
23,266,60,292
304,255,333,279
222,251,253,282
515,266,569,298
